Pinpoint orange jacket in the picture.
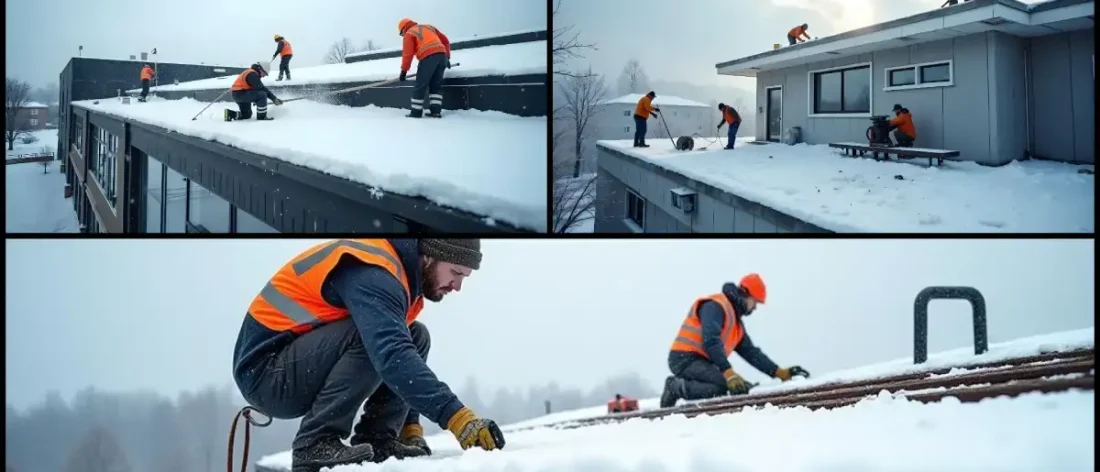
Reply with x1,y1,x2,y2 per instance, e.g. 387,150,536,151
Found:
889,111,916,139
277,39,293,56
670,293,745,359
231,69,256,91
247,239,425,336
401,23,451,72
788,25,807,38
634,95,657,119
140,66,154,80
722,107,741,125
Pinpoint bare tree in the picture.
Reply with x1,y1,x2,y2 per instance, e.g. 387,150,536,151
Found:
552,0,597,78
617,59,650,95
552,161,597,233
361,39,379,52
64,425,132,472
6,77,33,150
558,68,607,178
324,38,358,64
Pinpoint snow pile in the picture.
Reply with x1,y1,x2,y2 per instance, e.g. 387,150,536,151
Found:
5,129,79,233
598,139,1096,233
137,41,546,93
73,97,547,231
601,94,710,108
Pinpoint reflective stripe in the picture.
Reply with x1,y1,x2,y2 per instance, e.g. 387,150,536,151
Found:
682,325,701,335
259,282,319,325
674,336,703,350
411,102,423,110
291,239,405,285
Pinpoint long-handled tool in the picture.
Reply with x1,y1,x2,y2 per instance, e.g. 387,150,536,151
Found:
658,112,679,149
279,62,460,104
191,87,232,120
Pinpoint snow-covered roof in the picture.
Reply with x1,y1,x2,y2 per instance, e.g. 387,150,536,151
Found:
135,41,545,94
72,97,547,231
345,28,545,60
597,139,1094,233
602,94,709,108
19,102,48,108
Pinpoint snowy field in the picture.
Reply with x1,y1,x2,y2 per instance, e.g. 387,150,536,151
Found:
5,129,79,233
598,139,1095,233
258,327,1094,472
73,97,547,231
135,39,545,94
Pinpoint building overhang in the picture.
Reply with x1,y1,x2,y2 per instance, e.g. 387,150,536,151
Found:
717,0,1094,77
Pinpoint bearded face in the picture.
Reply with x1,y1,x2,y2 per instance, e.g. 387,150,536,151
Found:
421,259,472,302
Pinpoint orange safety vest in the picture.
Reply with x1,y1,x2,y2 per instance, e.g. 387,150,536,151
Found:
407,24,447,60
669,293,745,359
247,239,425,335
140,66,154,80
890,112,917,139
231,69,257,91
278,39,293,56
723,107,741,125
634,95,656,119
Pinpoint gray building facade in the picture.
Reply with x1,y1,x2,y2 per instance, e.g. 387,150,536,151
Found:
719,0,1094,166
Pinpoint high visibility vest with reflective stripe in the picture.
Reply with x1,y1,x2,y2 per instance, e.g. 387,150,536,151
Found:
140,67,154,80
231,69,256,91
279,39,293,56
407,24,446,60
248,239,425,335
670,293,744,359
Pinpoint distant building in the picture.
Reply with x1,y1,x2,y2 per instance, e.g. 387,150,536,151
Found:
8,102,48,131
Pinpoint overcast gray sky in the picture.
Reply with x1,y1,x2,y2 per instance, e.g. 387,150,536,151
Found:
555,0,1050,95
5,0,546,88
5,238,1093,411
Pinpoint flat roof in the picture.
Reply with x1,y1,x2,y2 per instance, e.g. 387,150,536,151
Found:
717,0,1095,77
134,41,545,93
345,28,545,61
597,139,1094,233
601,94,709,108
73,96,547,232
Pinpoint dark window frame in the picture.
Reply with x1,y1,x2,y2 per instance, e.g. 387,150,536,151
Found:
625,188,646,231
185,178,232,233
141,152,167,233
884,60,954,90
810,64,872,115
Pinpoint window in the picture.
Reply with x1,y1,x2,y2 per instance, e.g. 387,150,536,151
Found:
72,115,83,154
187,180,231,233
144,155,164,233
30,109,39,116
884,61,953,90
624,126,630,133
625,189,646,231
90,126,118,207
29,119,38,126
810,64,871,115
164,166,187,233
623,110,630,117
236,207,280,233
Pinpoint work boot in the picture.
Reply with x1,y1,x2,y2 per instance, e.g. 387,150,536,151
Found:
639,143,650,148
660,376,682,409
426,112,442,118
349,433,429,463
406,109,424,118
224,109,238,121
291,436,374,472
256,112,273,121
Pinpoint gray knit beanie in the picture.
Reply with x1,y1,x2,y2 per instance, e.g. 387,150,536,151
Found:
419,239,482,270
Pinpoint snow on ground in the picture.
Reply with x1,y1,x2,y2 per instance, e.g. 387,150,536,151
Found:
553,173,595,233
73,97,547,231
598,139,1095,233
258,327,1094,471
136,41,546,94
5,129,79,233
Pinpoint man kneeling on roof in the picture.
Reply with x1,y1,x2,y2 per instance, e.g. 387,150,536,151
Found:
225,62,284,122
660,274,811,408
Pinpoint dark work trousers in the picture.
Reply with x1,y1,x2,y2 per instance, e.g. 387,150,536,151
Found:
140,79,150,99
279,55,293,80
231,90,268,119
893,130,915,147
788,34,798,46
669,353,729,400
239,319,430,450
633,114,648,146
410,52,447,117
353,320,430,440
725,121,740,149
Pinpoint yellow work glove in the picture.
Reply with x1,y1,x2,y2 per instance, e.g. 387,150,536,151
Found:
775,365,811,381
399,424,431,454
446,407,506,451
723,368,751,395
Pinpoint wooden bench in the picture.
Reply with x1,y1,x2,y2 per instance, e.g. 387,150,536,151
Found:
829,142,960,167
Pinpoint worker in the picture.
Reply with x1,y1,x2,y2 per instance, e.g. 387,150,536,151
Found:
632,91,661,148
232,239,505,472
610,394,625,413
888,103,916,147
659,274,811,409
787,23,811,46
225,62,283,122
715,103,742,150
941,0,972,7
138,64,155,102
272,34,294,81
398,18,452,118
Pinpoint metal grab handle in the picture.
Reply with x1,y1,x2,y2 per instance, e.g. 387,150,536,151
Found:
913,286,988,364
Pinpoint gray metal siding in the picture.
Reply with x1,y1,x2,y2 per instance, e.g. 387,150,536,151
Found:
1030,29,1095,164
990,33,1029,165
